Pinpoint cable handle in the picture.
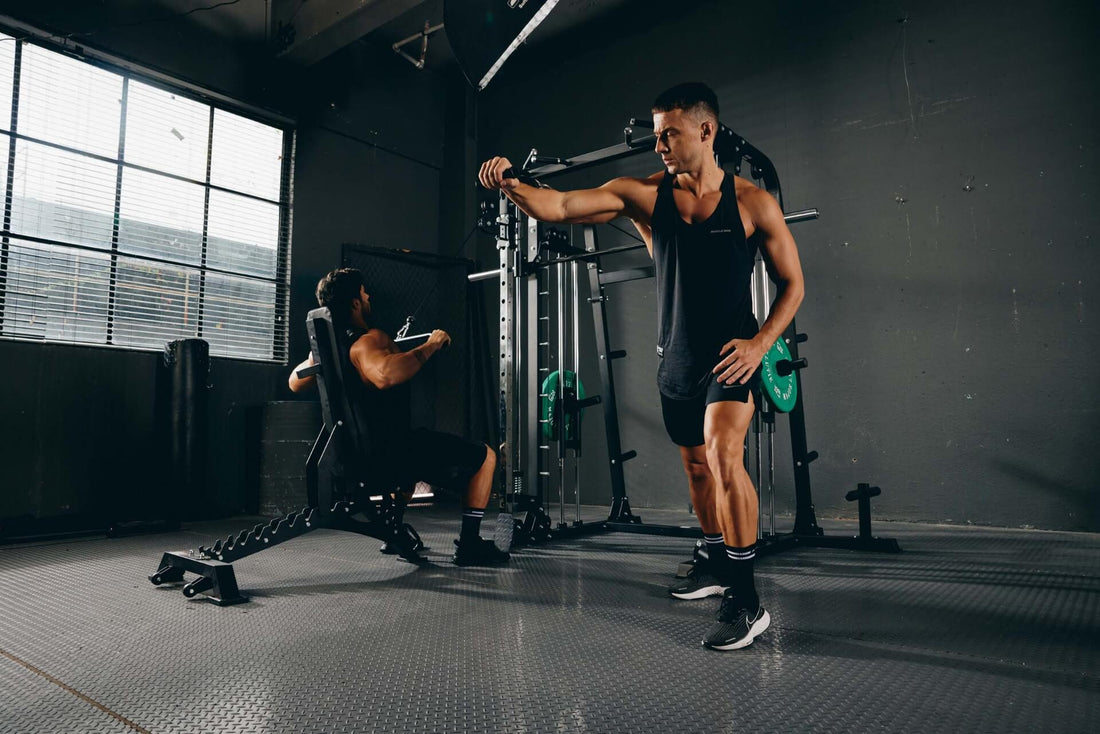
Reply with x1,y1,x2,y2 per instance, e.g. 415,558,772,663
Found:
394,332,449,351
500,167,546,188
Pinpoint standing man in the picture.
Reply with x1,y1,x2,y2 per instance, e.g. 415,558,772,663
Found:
479,83,804,650
289,268,510,567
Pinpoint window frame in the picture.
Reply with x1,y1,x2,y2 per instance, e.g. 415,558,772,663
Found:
0,23,296,364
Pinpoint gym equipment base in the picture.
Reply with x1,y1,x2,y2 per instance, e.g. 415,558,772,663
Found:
149,551,248,606
148,499,422,605
759,531,901,555
604,521,901,553
610,480,901,555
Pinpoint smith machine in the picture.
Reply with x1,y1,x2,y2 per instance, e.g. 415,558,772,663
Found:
472,119,900,558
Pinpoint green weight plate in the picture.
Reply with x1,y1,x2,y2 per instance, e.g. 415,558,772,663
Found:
760,337,797,412
540,370,586,442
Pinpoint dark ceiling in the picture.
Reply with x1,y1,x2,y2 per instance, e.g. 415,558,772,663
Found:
126,0,637,68
2,0,666,98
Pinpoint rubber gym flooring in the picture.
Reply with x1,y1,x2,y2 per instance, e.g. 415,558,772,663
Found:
0,506,1097,733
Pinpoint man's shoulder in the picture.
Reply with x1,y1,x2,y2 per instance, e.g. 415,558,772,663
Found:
350,328,393,353
604,173,663,221
732,174,761,195
605,172,663,191
733,177,776,209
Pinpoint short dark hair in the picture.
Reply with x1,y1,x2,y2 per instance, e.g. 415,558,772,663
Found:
652,82,719,124
315,267,364,321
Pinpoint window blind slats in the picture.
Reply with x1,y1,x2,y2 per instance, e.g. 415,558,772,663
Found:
207,189,279,278
117,167,205,265
123,79,210,181
0,132,8,194
204,273,276,360
0,39,290,362
112,256,201,349
9,139,118,249
17,44,123,158
3,240,112,343
210,109,283,201
0,34,13,130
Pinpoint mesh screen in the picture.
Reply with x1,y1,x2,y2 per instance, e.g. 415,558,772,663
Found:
342,245,472,438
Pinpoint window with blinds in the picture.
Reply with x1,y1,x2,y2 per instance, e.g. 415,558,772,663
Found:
0,34,291,362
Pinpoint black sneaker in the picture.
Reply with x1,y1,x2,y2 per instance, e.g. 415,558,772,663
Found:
452,537,510,567
702,591,770,650
668,567,729,600
380,524,425,557
386,530,428,564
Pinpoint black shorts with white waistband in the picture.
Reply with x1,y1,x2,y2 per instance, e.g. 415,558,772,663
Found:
659,370,761,448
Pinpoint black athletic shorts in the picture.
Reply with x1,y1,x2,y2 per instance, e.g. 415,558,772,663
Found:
660,370,760,448
384,428,487,491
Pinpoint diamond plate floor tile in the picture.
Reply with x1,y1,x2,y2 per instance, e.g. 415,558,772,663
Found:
0,507,1097,733
0,651,136,733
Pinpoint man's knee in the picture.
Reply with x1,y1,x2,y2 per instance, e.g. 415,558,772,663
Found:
705,440,748,485
703,401,754,473
482,443,496,470
681,457,711,486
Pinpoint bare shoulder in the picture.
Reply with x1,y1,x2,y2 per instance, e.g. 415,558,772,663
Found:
601,173,661,194
602,173,662,219
351,329,394,356
734,176,782,222
732,174,770,203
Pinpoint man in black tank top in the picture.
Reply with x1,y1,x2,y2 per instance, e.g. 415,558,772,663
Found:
479,82,806,650
289,268,509,567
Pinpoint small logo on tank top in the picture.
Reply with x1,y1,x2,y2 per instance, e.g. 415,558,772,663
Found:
710,228,733,234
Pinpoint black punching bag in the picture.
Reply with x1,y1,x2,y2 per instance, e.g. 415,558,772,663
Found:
164,338,210,520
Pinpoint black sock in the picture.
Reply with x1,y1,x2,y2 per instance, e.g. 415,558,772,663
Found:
703,534,726,578
725,544,759,609
460,507,485,542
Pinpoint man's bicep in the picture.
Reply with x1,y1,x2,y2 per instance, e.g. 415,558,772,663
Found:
560,179,636,224
755,194,803,284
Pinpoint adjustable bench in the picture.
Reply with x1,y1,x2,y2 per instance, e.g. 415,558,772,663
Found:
149,307,424,605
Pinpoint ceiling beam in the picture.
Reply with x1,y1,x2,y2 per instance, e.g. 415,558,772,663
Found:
273,0,424,65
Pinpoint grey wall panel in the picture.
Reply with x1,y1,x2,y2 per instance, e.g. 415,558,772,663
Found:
0,340,287,528
474,0,1099,530
0,342,159,526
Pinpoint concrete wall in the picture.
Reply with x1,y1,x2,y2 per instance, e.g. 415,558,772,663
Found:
474,0,1099,530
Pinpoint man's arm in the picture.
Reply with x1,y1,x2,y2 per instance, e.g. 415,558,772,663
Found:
479,156,645,225
749,189,806,348
713,189,806,385
349,329,450,390
288,353,316,393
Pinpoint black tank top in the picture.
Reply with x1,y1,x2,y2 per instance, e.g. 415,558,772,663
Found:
652,171,758,399
345,327,412,449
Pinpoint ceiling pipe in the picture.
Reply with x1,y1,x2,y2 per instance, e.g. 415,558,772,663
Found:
392,20,444,70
